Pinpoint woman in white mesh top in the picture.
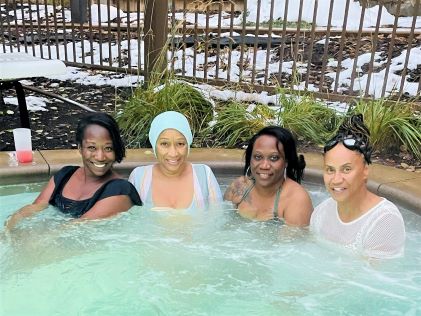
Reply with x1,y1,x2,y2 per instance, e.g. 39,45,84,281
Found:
310,114,405,259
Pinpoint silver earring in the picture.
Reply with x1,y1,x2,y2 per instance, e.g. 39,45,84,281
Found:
284,166,287,180
245,166,254,180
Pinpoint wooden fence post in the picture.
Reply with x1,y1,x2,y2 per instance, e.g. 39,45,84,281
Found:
144,0,168,85
70,0,88,24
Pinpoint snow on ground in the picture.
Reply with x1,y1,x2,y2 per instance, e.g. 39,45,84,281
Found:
1,1,420,113
50,66,142,87
326,46,421,98
246,0,421,29
3,95,51,112
6,1,420,29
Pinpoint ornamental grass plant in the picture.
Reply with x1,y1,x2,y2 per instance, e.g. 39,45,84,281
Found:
202,90,340,148
117,79,420,160
201,101,276,147
350,99,421,161
116,81,214,147
116,21,214,148
276,90,339,144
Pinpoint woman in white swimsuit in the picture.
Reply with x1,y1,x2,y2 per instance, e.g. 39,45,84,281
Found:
129,111,222,211
310,114,406,259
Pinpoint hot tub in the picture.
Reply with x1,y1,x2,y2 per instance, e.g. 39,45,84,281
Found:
0,177,420,315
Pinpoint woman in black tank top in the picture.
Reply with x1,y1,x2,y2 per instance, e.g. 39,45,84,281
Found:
6,113,141,230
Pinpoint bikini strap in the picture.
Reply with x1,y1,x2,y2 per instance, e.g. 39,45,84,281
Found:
237,181,281,219
236,182,255,206
273,186,282,219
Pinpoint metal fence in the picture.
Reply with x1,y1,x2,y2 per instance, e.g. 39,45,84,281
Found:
1,0,420,101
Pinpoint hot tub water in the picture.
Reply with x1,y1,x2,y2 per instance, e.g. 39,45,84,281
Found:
0,181,420,315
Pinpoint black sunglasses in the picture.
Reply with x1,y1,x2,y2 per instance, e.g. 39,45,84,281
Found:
324,134,372,163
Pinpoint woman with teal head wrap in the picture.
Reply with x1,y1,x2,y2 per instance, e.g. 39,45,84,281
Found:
129,111,222,211
148,111,193,157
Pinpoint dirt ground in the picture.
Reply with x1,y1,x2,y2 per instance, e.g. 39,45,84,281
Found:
0,76,419,172
0,77,133,151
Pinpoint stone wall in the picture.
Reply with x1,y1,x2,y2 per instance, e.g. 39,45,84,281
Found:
357,0,421,16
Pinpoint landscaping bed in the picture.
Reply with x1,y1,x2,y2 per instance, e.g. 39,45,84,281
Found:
0,76,419,172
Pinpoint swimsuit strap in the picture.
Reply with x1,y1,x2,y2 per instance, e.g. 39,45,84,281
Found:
237,181,282,219
236,182,255,207
192,164,208,209
273,186,282,219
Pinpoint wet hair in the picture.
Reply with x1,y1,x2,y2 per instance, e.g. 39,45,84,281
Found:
244,126,306,183
76,112,126,163
324,114,373,164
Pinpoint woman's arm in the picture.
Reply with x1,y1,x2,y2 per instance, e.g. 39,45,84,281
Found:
80,195,134,219
223,178,238,201
5,177,56,230
362,211,406,259
79,180,141,220
223,176,248,202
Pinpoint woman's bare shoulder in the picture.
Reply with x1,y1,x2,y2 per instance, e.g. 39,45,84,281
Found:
223,176,250,201
282,179,313,226
284,179,310,198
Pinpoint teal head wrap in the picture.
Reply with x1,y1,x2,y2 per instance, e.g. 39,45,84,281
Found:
148,111,193,157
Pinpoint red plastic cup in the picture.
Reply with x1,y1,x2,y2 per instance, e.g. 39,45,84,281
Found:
13,128,33,163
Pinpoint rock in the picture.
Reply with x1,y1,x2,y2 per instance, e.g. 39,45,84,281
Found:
400,162,409,168
406,166,416,172
357,0,421,17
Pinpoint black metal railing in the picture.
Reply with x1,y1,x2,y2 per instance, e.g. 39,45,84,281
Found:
0,0,420,101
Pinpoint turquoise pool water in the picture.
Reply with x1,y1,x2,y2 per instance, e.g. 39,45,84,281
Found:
0,181,420,315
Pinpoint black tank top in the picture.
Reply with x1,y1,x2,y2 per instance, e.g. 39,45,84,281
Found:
49,166,142,218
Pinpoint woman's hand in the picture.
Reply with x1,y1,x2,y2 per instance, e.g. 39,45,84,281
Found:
5,203,49,231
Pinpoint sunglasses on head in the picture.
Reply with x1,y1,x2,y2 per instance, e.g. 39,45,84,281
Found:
324,134,371,163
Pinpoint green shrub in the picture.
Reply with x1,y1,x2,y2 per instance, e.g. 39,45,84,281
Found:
202,101,276,147
117,81,214,147
203,90,340,148
277,91,339,144
350,99,421,160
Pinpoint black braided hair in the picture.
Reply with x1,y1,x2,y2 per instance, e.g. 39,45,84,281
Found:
327,113,373,164
338,114,370,145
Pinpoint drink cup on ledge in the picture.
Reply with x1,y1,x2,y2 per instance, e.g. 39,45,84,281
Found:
13,128,33,163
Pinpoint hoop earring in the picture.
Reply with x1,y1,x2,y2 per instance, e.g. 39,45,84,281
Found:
245,166,254,180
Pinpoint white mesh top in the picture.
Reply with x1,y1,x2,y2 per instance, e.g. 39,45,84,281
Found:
310,198,406,259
